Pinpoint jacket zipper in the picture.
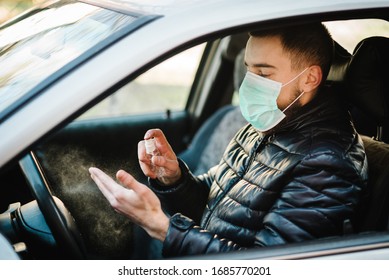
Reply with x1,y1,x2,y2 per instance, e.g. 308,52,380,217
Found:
243,134,270,175
202,133,270,228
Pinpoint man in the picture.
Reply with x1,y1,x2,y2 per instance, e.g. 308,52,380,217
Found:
89,23,368,257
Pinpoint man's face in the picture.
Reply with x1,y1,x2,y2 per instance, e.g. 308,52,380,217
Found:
244,35,304,111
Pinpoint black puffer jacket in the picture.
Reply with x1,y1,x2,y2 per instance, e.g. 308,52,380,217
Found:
150,89,368,257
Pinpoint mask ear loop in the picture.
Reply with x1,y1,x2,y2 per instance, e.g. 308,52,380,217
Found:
281,67,309,87
280,67,309,113
282,91,305,113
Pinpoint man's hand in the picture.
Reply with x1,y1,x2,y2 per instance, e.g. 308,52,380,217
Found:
89,167,169,241
138,128,181,185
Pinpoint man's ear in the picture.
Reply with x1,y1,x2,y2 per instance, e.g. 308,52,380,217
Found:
300,65,322,93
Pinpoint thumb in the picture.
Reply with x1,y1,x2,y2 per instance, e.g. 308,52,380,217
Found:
116,170,144,193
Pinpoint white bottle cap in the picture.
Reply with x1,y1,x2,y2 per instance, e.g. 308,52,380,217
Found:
145,138,156,155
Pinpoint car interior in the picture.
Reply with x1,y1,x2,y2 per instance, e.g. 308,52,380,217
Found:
1,15,389,260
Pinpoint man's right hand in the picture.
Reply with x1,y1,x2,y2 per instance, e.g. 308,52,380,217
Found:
138,128,182,186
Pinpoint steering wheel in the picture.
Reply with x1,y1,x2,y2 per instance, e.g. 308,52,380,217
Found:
19,151,86,259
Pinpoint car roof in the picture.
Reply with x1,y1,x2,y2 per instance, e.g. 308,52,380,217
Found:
84,0,238,15
84,0,389,17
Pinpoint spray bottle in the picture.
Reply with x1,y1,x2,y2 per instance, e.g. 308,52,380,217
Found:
145,138,164,177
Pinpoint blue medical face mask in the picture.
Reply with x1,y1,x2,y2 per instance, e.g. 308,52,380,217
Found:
239,68,308,132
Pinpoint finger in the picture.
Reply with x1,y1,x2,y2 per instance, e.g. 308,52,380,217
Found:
89,167,121,200
152,156,179,172
144,128,164,140
144,129,176,157
116,169,148,195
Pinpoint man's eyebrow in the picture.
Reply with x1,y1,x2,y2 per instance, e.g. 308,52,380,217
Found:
244,61,277,69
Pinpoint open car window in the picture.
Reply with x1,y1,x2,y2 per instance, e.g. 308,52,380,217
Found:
78,43,206,120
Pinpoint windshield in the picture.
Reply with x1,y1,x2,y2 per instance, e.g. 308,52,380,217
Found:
0,0,139,122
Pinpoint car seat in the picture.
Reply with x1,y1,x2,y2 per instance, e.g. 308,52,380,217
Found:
346,36,389,143
345,36,389,231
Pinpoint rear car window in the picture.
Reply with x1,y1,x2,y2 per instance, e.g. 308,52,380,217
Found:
324,19,389,53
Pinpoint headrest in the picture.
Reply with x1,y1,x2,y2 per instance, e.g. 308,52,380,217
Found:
327,41,352,82
346,36,389,126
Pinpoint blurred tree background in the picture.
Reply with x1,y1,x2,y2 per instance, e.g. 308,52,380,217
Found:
0,0,45,24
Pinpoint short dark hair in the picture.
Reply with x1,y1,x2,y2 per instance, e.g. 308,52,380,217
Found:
249,23,334,81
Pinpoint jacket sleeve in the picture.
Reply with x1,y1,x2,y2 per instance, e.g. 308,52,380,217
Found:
148,159,214,224
160,150,367,257
162,213,243,257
